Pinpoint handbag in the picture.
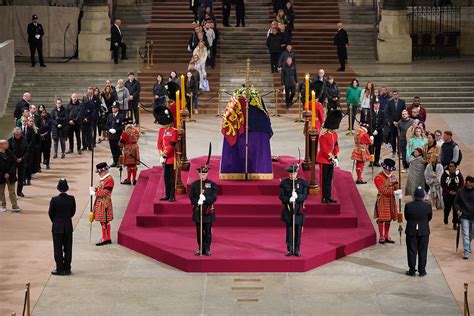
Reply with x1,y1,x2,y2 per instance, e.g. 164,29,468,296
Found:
200,79,210,92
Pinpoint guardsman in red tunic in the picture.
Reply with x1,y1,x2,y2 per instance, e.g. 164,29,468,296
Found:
155,106,178,202
374,158,402,244
351,122,374,184
119,118,140,185
316,110,342,204
90,162,114,246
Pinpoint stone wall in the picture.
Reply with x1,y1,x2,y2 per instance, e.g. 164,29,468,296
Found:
0,40,15,118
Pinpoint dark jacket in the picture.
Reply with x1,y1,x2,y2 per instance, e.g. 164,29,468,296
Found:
125,79,141,103
441,170,464,197
404,200,432,237
278,49,296,68
101,91,117,112
189,179,218,223
311,77,326,101
48,193,76,234
323,81,340,108
50,106,69,139
454,187,474,220
27,22,44,44
110,24,123,51
67,101,84,125
385,98,406,125
236,0,245,16
153,82,168,107
39,114,52,140
8,136,28,166
440,140,461,167
188,32,210,51
105,112,125,141
333,28,348,47
371,108,385,135
185,77,199,96
0,150,17,184
279,178,308,225
266,32,282,53
81,96,96,124
14,99,29,120
281,63,297,87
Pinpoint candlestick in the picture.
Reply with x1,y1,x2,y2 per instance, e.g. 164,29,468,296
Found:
180,75,185,114
305,75,309,111
176,91,180,129
311,91,316,129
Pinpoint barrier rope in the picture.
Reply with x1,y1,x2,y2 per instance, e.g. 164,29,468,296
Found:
465,283,470,316
198,90,220,102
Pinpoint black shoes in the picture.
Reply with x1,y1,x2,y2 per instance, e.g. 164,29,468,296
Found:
169,197,176,202
204,250,211,256
444,217,448,225
294,250,301,257
385,239,395,244
285,250,301,257
285,251,293,257
51,270,65,276
53,153,58,159
40,64,47,67
109,162,117,168
405,270,416,277
356,180,367,184
61,153,65,159
322,198,337,204
453,223,458,230
132,180,137,185
160,196,169,201
418,271,427,277
121,179,131,185
336,68,345,72
17,192,25,197
194,250,201,256
373,162,381,167
78,150,82,155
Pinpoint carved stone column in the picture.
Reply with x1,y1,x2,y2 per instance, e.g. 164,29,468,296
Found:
78,0,111,62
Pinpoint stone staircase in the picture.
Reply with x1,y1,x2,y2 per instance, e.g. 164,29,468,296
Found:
356,72,474,113
338,0,377,64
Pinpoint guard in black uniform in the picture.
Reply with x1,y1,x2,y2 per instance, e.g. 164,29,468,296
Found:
48,179,76,275
222,0,231,27
404,186,432,277
27,14,46,67
105,102,124,167
279,164,308,257
189,166,218,256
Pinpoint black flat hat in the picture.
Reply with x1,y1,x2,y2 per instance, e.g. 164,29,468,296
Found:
96,162,109,173
381,158,396,171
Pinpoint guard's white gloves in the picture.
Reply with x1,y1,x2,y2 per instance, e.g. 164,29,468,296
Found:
35,35,40,39
159,157,166,164
373,130,378,136
333,158,339,167
370,136,374,141
291,190,298,199
394,189,403,199
89,187,96,196
198,197,204,205
199,193,206,201
289,196,296,203
109,128,116,134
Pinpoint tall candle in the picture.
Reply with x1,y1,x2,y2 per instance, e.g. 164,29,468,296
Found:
176,91,180,129
311,91,316,129
180,74,185,114
305,75,309,111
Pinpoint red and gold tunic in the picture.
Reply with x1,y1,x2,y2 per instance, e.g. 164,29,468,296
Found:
316,130,339,165
119,127,140,166
93,174,114,223
373,171,399,222
351,128,373,162
157,127,179,165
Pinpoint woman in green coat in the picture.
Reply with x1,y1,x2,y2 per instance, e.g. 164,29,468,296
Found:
346,79,361,131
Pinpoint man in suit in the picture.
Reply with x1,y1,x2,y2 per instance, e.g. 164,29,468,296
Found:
235,0,245,27
222,0,231,27
13,93,31,121
404,186,432,276
81,87,95,151
333,22,348,72
124,72,141,125
370,100,384,167
8,128,28,198
27,14,46,67
110,19,127,64
105,102,124,167
281,56,297,109
384,90,406,158
49,179,76,275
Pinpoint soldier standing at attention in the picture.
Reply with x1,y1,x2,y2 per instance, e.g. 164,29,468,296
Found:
27,14,46,67
279,164,308,257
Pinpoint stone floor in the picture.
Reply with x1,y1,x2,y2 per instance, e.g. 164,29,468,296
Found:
27,112,471,316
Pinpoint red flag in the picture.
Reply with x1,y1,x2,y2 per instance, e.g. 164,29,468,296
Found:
221,97,246,146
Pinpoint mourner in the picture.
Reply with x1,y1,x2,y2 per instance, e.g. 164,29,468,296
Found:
0,139,20,212
374,158,402,244
350,122,374,184
189,166,218,256
48,179,76,275
105,102,125,168
90,162,114,246
118,118,140,185
279,164,308,257
404,186,432,277
455,176,474,260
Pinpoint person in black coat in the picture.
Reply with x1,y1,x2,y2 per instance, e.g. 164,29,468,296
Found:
25,118,41,184
235,0,245,27
404,187,432,276
189,167,218,256
280,165,308,257
152,74,168,109
8,128,28,197
49,179,76,275
189,0,201,24
27,14,46,67
0,139,20,212
110,19,127,64
281,56,297,109
284,2,295,34
39,109,52,169
105,103,124,167
384,90,406,157
125,72,141,125
222,0,231,26
185,72,199,113
455,176,474,260
67,93,84,155
333,22,348,71
51,98,69,159
323,76,340,111
81,88,95,151
267,28,282,73
13,93,31,121
370,100,384,167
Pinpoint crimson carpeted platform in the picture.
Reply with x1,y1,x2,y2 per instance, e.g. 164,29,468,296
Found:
118,156,376,272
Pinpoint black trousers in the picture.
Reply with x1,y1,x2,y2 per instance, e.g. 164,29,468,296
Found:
321,163,334,200
53,137,66,155
284,84,296,107
164,164,175,198
210,45,217,67
16,163,26,194
29,42,44,66
236,14,245,27
372,133,383,164
191,6,199,22
53,231,73,272
81,122,93,149
389,124,398,155
400,139,408,169
196,222,212,251
337,46,347,70
68,124,82,152
269,52,280,71
40,136,51,165
129,100,139,124
360,108,369,124
109,138,121,164
222,6,231,26
112,42,127,64
406,234,429,274
443,195,459,224
286,224,302,252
